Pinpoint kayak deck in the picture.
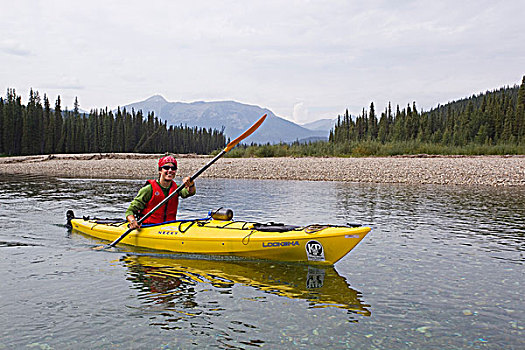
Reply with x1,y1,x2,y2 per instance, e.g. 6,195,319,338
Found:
67,212,371,265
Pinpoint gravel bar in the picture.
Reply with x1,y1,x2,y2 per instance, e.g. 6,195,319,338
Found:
1,153,524,186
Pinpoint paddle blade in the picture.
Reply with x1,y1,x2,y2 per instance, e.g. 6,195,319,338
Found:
224,114,267,152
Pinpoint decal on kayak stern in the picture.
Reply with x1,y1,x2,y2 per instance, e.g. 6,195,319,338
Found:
305,240,325,261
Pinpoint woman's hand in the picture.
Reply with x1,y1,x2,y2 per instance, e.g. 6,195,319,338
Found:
183,176,196,194
127,214,141,230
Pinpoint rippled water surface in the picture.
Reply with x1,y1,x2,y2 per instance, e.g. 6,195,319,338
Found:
0,174,523,349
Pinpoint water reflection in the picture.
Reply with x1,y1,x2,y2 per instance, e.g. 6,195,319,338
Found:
122,255,371,329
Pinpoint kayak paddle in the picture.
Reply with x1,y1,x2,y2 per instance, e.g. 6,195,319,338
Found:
93,113,267,250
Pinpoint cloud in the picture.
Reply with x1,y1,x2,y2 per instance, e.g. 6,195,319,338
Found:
292,102,308,123
1,0,524,120
0,39,31,56
40,75,85,90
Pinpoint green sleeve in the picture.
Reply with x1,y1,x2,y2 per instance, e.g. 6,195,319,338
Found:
179,185,196,199
125,184,153,217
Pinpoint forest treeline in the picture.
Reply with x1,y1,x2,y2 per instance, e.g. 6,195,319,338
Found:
331,76,525,146
0,89,226,156
2,76,524,158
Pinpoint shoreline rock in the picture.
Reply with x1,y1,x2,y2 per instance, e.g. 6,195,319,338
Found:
1,153,524,186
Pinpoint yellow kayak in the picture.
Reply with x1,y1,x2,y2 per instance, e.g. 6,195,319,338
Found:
67,210,371,265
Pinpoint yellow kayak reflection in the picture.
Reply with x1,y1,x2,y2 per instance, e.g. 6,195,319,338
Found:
122,254,371,317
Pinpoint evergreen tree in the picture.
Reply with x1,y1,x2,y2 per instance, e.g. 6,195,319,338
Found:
368,102,378,140
392,105,404,141
113,108,124,152
21,89,39,155
43,95,53,154
377,108,389,143
54,96,64,153
516,76,525,143
3,89,22,155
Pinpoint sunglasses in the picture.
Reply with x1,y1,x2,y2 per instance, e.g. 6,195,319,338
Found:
161,165,177,171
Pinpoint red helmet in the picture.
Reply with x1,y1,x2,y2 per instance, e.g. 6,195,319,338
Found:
158,155,177,169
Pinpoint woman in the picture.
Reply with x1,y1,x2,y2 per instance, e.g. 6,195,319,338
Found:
125,155,196,229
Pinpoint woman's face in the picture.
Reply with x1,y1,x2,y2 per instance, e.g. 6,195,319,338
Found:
159,162,177,182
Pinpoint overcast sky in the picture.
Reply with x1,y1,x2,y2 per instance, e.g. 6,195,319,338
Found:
1,0,523,124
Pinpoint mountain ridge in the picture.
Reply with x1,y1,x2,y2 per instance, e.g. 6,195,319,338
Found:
301,118,337,132
122,96,329,144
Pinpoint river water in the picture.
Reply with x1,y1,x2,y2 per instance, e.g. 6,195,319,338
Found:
0,174,523,349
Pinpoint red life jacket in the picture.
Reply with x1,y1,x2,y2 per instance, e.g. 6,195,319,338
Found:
140,179,179,224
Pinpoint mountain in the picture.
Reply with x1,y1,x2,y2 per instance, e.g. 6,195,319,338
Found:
122,95,328,144
301,118,337,133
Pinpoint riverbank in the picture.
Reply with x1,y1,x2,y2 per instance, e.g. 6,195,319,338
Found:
1,153,524,186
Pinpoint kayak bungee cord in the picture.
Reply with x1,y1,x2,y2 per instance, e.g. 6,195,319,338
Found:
93,114,267,251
